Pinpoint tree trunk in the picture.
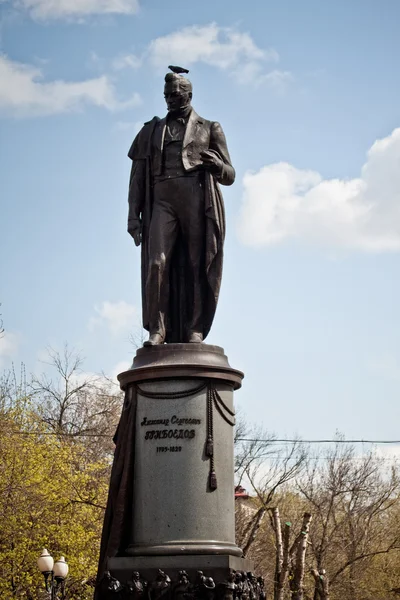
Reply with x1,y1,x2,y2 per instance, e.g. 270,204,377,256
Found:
311,569,330,600
290,512,312,600
280,521,292,598
242,506,266,556
272,507,283,600
272,507,292,600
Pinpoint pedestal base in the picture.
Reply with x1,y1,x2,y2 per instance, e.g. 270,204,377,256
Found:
99,555,262,600
108,554,254,584
117,344,243,559
95,345,251,600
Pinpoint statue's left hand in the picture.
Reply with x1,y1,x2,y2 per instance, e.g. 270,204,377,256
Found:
200,150,223,174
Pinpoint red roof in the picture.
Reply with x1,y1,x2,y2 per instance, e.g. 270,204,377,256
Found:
235,485,249,499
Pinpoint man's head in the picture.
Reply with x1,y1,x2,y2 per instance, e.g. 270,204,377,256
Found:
164,72,192,113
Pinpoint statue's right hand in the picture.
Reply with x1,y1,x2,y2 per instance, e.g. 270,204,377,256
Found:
128,220,142,247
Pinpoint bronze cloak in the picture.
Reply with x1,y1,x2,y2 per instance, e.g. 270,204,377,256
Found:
127,117,226,343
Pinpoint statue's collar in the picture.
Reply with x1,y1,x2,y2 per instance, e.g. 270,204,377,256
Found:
167,106,192,122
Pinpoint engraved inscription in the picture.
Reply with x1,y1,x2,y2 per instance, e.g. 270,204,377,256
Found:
145,429,195,440
141,415,201,427
156,446,182,453
141,413,202,453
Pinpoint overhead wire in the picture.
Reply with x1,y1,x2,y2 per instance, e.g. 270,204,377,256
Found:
5,430,400,445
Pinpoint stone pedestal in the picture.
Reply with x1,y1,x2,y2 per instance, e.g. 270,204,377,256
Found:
109,555,255,585
98,344,254,596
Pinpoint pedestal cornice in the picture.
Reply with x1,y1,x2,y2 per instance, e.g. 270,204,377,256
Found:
117,344,244,390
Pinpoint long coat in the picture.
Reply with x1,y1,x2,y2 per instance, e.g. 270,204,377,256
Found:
127,109,235,342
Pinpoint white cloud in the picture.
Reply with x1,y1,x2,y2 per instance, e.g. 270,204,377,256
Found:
112,53,142,71
262,69,293,89
239,127,400,252
374,444,400,462
147,23,286,86
0,332,20,367
0,54,141,117
89,301,137,336
5,0,140,20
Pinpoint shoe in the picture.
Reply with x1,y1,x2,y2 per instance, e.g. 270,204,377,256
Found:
144,333,164,346
188,331,203,343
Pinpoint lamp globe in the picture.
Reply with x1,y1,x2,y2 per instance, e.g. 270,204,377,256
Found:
37,549,54,573
53,556,69,579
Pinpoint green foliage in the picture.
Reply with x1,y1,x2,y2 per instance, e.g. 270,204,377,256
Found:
0,376,109,599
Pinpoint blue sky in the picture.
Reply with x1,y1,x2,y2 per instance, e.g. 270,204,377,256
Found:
1,0,400,442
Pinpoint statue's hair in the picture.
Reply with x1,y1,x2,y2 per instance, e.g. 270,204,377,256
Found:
164,72,192,93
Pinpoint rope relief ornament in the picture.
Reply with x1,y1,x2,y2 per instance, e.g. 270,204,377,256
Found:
136,380,235,491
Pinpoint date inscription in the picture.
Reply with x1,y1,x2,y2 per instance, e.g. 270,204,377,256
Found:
156,446,182,453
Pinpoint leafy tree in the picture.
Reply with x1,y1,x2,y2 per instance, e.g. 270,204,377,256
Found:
0,368,110,599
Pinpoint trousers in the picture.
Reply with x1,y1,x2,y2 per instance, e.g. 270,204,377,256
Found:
146,175,205,340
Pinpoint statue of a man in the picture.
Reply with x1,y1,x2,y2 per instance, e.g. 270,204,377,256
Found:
127,67,235,345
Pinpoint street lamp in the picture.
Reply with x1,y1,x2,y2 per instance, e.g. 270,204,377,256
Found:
37,549,69,599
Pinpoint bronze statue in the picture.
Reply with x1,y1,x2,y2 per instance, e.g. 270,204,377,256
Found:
103,571,124,597
240,572,251,600
198,576,216,600
256,577,266,600
126,571,147,599
217,571,236,600
234,572,243,600
172,570,191,600
127,67,235,345
149,569,171,600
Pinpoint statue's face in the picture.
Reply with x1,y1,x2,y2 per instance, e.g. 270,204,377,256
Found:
164,84,192,113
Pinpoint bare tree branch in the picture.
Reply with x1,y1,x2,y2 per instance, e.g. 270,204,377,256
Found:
0,304,4,338
330,544,400,584
297,440,400,598
29,344,123,459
